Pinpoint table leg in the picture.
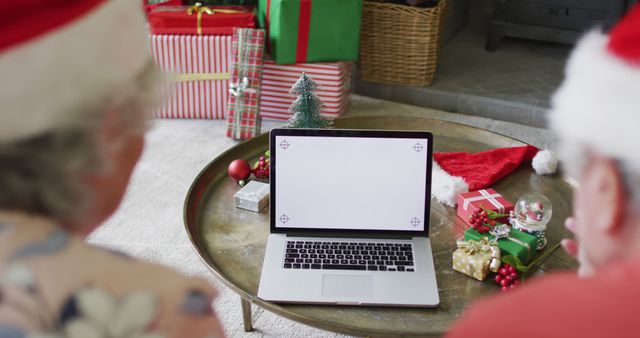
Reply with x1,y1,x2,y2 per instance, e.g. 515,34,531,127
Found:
241,297,253,332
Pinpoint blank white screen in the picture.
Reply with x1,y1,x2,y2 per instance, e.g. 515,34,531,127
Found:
274,135,428,231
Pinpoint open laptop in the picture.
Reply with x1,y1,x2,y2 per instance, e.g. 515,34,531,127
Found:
257,128,439,307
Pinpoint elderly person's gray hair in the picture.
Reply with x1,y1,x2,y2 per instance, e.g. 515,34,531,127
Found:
0,63,159,225
559,140,640,214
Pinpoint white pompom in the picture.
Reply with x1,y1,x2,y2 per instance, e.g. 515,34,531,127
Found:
431,161,469,207
532,149,558,175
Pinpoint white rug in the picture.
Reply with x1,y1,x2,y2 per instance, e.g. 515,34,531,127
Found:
88,95,553,337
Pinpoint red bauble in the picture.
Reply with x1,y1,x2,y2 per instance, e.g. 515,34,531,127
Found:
228,159,251,186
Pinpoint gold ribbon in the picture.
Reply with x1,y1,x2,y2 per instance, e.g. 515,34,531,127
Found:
175,73,231,82
457,238,501,273
187,3,245,35
489,224,532,260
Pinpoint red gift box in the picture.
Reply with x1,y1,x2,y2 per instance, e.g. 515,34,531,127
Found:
259,59,352,121
149,4,256,36
456,189,513,227
143,0,183,16
150,34,232,119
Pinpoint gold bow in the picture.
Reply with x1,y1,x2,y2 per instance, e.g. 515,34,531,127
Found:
188,3,245,35
457,238,501,273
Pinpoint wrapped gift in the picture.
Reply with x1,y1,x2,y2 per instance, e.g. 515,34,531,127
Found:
149,4,256,35
457,189,514,227
150,34,232,119
452,238,501,281
226,28,266,140
260,59,352,120
234,181,270,212
258,0,362,64
144,0,182,15
186,0,259,5
464,225,537,264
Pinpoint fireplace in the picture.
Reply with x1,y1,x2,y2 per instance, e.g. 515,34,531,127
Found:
486,0,630,51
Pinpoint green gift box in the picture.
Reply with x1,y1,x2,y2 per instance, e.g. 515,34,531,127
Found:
258,0,362,64
464,227,537,264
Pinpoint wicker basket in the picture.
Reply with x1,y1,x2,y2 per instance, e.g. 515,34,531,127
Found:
359,0,446,86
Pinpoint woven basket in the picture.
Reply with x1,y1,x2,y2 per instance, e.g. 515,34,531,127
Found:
359,0,446,86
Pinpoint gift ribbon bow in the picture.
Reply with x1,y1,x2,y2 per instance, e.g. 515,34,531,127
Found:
463,189,505,213
489,224,532,260
187,3,244,35
456,238,501,273
242,185,269,200
229,76,257,97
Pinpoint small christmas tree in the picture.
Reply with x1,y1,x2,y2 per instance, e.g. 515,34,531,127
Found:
286,73,332,129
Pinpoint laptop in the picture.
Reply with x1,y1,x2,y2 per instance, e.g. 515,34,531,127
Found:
257,128,439,307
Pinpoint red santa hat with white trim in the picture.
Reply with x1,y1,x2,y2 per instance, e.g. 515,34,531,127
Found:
0,0,150,143
549,4,640,172
432,145,557,207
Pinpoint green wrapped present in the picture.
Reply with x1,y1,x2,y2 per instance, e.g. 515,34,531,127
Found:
464,225,537,264
258,0,362,64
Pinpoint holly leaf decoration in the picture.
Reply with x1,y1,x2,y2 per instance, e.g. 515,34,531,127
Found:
502,255,528,273
480,206,510,219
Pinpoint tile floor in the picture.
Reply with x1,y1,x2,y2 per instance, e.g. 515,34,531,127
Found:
353,25,572,128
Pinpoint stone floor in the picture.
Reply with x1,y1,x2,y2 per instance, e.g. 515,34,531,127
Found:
353,25,572,128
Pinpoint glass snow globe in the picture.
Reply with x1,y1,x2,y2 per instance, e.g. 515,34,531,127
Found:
509,192,552,250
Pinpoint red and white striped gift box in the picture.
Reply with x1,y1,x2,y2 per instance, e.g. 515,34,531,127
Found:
150,34,232,119
260,60,353,121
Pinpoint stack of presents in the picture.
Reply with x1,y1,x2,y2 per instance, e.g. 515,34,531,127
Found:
143,0,359,140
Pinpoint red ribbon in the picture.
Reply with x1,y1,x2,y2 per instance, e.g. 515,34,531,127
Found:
296,0,311,63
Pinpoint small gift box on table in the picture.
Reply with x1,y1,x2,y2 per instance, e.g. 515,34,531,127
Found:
258,0,362,64
452,238,501,281
234,181,270,212
226,28,266,140
148,4,256,35
457,189,514,227
260,59,352,121
464,224,537,264
150,34,232,119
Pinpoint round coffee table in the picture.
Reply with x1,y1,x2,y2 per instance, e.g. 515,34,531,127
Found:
184,116,576,337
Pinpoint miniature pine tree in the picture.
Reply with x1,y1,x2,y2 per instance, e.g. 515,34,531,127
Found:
285,73,332,129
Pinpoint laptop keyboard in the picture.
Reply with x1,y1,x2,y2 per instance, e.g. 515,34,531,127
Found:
283,240,415,272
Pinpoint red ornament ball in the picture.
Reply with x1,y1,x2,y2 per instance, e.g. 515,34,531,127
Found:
228,159,252,186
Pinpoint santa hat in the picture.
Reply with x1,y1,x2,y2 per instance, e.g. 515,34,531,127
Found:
432,145,557,206
0,0,150,143
549,4,640,172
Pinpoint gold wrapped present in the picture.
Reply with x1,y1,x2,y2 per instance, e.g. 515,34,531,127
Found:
452,238,501,281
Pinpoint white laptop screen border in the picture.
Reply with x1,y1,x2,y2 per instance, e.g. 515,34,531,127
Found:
269,128,433,238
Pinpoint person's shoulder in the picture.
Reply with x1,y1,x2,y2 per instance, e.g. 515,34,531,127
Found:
447,260,640,338
0,217,224,337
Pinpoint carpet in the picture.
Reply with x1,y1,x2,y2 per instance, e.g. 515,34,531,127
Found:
88,95,554,337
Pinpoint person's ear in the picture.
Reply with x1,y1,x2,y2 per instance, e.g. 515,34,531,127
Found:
581,154,626,234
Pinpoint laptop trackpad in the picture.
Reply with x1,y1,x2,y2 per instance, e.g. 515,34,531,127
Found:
322,274,373,299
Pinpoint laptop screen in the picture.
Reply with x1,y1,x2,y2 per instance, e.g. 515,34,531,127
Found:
271,129,432,235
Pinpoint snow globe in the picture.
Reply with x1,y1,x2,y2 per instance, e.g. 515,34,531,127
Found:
509,192,552,250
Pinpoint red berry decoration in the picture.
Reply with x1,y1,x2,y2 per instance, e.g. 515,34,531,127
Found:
495,263,520,292
252,155,270,179
228,159,252,186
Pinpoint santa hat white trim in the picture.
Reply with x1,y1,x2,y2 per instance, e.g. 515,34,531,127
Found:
431,150,557,206
0,0,150,142
431,160,469,207
550,30,640,172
